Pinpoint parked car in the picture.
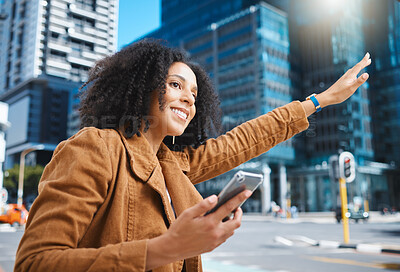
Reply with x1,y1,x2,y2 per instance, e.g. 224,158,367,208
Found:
335,207,369,223
0,204,29,227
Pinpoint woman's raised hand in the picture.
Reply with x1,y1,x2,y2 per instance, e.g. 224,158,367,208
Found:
317,53,372,108
145,190,251,270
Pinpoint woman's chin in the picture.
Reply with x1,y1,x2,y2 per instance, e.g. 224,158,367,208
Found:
170,132,184,137
169,127,187,137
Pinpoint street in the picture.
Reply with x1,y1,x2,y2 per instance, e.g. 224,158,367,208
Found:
0,226,23,272
1,214,400,272
203,215,400,272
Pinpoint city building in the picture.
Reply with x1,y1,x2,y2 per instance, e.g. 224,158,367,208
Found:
145,1,298,214
365,0,400,166
140,0,400,212
0,0,119,198
289,0,374,165
282,0,399,212
285,0,373,212
362,0,400,210
1,77,80,168
0,0,118,90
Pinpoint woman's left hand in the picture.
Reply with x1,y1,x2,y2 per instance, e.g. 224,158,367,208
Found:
317,53,372,108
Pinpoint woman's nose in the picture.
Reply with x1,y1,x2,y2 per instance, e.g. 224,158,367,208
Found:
181,89,195,106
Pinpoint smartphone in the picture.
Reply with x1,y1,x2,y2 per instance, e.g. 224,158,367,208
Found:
205,171,263,220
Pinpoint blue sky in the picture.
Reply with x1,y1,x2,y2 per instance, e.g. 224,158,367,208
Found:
117,0,161,50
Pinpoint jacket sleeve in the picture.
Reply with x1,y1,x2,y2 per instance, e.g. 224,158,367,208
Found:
14,129,148,272
185,101,309,184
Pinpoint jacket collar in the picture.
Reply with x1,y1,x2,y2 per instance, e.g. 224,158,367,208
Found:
116,130,190,182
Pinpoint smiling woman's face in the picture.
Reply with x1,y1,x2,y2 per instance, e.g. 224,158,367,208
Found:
147,62,198,138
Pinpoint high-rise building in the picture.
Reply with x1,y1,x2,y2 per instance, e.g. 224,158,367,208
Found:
144,1,297,213
285,0,373,211
289,0,373,165
148,0,243,45
147,0,287,47
282,0,400,212
184,4,295,213
140,0,400,212
365,0,400,165
0,0,118,175
0,0,117,90
362,0,400,209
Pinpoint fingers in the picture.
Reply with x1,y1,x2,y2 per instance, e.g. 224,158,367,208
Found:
355,72,369,87
228,207,243,225
184,195,218,218
350,52,372,76
212,190,251,222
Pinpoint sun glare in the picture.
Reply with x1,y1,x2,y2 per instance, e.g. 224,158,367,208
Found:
323,0,346,10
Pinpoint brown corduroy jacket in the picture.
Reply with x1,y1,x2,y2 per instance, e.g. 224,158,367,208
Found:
14,101,308,272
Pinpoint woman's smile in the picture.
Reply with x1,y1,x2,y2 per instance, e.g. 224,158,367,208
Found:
171,107,189,121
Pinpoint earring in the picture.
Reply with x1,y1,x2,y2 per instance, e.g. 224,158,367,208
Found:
172,136,175,145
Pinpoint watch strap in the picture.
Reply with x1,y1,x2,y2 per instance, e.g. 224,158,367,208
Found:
306,93,322,113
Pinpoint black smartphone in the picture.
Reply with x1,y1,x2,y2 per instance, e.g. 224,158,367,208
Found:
205,171,263,220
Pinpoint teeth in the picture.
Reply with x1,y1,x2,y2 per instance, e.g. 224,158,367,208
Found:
171,108,188,119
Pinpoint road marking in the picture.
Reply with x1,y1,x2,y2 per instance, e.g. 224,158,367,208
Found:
274,236,294,246
306,256,400,270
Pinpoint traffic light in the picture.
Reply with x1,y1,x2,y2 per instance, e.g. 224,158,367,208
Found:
339,151,356,182
344,157,351,178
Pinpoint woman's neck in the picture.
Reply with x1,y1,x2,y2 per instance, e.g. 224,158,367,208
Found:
141,128,164,154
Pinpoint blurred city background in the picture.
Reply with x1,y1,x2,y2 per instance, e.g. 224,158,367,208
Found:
0,0,399,219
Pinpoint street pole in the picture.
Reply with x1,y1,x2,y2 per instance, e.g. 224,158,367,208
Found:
338,151,356,244
17,145,44,206
339,177,350,244
261,164,271,215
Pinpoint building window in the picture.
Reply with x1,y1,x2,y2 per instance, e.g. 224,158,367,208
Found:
363,104,370,116
353,119,361,130
365,138,372,151
355,137,362,148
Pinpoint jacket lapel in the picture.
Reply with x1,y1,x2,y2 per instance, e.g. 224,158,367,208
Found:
116,131,176,224
158,144,203,217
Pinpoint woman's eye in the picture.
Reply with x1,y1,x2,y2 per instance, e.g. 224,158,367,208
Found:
192,93,197,100
171,82,180,89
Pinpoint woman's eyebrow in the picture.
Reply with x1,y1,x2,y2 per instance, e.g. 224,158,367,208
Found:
168,74,186,82
168,74,198,91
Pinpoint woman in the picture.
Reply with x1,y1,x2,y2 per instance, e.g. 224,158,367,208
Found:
15,39,371,271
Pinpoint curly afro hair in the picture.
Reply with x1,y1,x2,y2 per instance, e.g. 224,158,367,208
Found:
79,39,221,150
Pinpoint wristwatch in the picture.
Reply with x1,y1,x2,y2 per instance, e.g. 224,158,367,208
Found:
306,93,322,113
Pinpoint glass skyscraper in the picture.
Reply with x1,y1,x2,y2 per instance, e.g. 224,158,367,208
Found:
144,1,300,213
363,0,400,209
366,0,400,165
139,0,400,212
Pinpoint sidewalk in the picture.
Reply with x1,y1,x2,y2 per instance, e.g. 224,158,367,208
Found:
0,224,16,232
